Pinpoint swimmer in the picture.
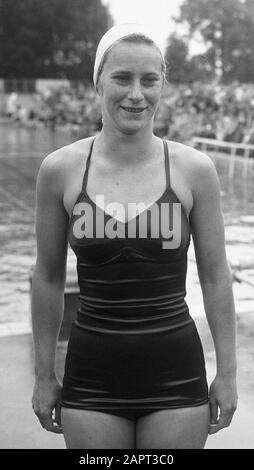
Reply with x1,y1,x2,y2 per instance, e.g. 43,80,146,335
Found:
31,23,237,449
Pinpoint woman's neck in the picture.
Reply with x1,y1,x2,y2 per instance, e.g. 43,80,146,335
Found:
95,125,161,167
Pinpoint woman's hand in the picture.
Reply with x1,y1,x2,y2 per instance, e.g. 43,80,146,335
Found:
32,376,63,433
208,374,238,434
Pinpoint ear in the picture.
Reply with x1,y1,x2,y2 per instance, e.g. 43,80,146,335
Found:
96,78,103,97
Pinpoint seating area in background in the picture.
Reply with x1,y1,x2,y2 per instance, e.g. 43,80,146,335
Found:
3,81,254,146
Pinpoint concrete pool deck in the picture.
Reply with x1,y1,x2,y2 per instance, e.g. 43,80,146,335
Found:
1,310,254,449
1,233,253,449
0,128,253,449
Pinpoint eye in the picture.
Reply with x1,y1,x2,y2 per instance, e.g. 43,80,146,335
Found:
113,75,130,84
142,77,159,86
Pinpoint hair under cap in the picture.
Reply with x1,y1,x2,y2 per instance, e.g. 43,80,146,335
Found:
93,23,164,91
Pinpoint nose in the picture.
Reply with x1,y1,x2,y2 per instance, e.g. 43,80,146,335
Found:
128,79,144,102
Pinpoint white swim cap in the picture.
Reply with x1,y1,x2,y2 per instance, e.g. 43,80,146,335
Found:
93,23,164,92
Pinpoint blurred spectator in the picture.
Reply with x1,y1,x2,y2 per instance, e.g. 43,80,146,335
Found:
2,80,254,145
155,81,254,144
6,92,19,118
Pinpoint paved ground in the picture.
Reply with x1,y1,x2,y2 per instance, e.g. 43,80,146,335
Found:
1,235,253,449
0,125,253,449
1,313,254,449
0,334,65,449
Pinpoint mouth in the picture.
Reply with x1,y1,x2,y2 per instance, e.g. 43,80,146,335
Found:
120,106,147,114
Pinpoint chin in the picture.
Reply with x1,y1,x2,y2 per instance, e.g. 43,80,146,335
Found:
119,126,144,135
117,120,147,135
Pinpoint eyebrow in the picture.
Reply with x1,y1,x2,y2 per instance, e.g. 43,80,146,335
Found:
110,71,160,77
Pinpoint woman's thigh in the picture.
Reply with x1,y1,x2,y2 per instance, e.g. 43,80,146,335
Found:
136,403,210,449
61,407,135,449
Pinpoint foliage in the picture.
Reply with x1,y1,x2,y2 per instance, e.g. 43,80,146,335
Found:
0,0,113,80
165,0,254,83
165,35,213,83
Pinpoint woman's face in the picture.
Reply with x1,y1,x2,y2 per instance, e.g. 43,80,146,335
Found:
97,41,164,135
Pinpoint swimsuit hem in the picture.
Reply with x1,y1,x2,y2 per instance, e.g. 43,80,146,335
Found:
59,398,209,411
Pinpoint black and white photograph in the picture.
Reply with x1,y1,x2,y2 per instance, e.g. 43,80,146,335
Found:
0,0,254,451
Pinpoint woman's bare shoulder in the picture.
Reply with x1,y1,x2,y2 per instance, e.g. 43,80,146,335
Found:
37,136,95,190
40,136,95,171
167,139,215,168
166,139,219,192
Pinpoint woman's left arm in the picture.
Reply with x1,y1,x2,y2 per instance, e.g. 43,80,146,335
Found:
189,151,238,435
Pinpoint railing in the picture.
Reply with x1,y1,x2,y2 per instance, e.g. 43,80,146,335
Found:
191,136,254,178
189,254,254,288
230,259,254,287
3,78,36,94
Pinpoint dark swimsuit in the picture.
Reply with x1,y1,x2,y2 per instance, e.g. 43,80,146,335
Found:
60,137,209,421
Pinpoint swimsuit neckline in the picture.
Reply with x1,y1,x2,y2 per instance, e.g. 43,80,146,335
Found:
83,184,173,226
68,137,190,227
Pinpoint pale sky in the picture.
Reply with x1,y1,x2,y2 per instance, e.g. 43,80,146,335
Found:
101,0,184,53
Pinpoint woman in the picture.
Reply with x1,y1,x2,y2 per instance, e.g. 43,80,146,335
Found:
31,24,237,449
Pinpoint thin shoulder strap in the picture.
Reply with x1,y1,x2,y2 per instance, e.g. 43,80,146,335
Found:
81,137,96,192
163,139,171,188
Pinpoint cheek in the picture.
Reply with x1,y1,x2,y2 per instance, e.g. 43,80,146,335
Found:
147,88,162,105
104,88,126,107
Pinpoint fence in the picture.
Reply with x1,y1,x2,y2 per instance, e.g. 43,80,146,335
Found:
192,136,254,178
1,78,86,95
230,259,254,288
3,79,36,94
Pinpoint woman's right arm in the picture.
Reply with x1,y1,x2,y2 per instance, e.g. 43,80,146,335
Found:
31,151,69,433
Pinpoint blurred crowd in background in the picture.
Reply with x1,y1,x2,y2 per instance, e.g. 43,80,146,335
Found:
3,81,254,145
3,84,102,137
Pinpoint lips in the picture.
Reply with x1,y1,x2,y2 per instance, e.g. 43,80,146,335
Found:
121,106,146,113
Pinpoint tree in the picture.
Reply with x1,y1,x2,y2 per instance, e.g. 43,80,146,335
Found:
0,0,113,80
174,0,254,83
165,36,189,83
165,34,213,83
